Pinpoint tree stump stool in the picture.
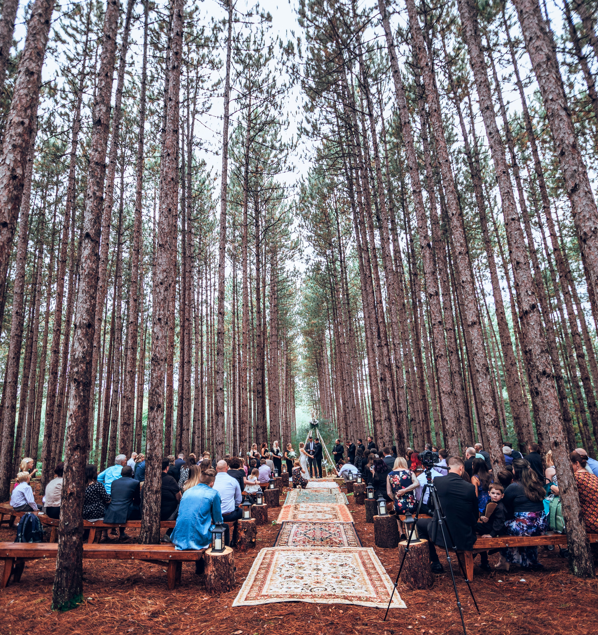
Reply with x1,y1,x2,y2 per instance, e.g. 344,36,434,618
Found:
251,504,268,525
264,487,280,508
274,476,283,490
374,514,399,548
334,477,344,487
204,546,236,593
396,539,434,589
353,483,366,505
235,518,257,552
281,472,289,487
365,498,378,523
345,481,354,494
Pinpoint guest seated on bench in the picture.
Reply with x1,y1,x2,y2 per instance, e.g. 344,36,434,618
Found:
214,460,242,535
416,456,479,574
44,462,64,519
10,472,38,512
476,483,507,570
244,468,261,503
502,458,547,570
19,457,38,480
83,464,110,521
161,457,181,521
387,457,418,514
226,458,246,493
571,451,598,534
104,465,141,541
98,454,127,495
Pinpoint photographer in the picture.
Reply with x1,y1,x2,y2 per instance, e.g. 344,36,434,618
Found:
416,456,479,574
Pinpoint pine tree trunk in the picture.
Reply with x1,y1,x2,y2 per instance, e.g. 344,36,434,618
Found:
0,0,19,94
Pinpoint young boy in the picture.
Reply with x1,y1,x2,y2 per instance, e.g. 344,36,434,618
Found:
476,483,507,570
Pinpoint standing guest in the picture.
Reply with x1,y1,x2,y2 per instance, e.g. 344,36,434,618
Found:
283,443,295,474
464,447,476,477
357,439,365,454
471,458,493,514
161,457,181,521
178,454,197,490
475,443,492,470
260,442,269,458
332,439,344,466
574,447,598,477
292,460,308,489
44,463,64,519
416,457,479,574
354,448,367,475
271,441,283,474
503,446,513,466
171,468,224,566
503,458,547,569
382,448,395,471
10,472,38,511
97,454,127,495
391,446,398,459
248,443,260,463
244,468,261,502
363,455,375,486
524,443,544,481
265,454,275,472
258,458,272,484
367,436,376,450
104,466,141,541
371,458,392,502
134,453,146,482
83,465,110,521
227,458,246,493
346,441,356,465
214,460,243,530
387,457,418,514
436,449,449,476
127,452,138,471
571,451,598,533
19,458,38,479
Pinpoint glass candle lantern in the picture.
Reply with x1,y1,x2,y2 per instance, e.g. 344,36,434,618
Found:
242,501,252,520
377,496,387,516
366,485,375,499
211,523,226,553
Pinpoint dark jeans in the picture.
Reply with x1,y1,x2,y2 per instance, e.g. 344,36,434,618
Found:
222,507,243,546
13,504,34,512
314,458,322,477
308,457,316,475
45,506,60,519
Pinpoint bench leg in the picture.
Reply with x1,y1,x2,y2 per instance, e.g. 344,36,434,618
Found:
175,561,182,587
1,558,14,589
456,552,474,581
50,527,57,543
88,528,96,544
12,559,25,583
167,561,177,590
8,515,16,528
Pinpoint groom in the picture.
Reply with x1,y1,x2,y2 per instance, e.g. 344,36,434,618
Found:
313,438,323,478
305,437,317,478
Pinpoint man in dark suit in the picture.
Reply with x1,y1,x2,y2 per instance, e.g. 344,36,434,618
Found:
367,436,376,451
346,441,356,465
332,439,344,466
169,453,185,483
416,456,479,574
525,443,544,480
357,439,365,454
305,437,317,478
104,466,141,541
382,447,395,470
313,438,323,478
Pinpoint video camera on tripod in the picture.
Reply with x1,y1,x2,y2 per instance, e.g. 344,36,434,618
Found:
418,449,439,469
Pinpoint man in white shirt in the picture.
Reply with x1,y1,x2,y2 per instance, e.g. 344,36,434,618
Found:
417,467,444,514
436,449,449,476
338,460,359,480
127,452,138,471
213,460,243,522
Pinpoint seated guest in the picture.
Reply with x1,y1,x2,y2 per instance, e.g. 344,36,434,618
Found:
471,458,493,515
503,446,513,466
83,464,111,521
391,446,398,459
475,443,492,470
292,460,308,489
178,454,197,490
134,453,146,482
382,448,395,471
98,454,127,495
387,457,418,514
410,450,422,472
417,457,479,574
127,452,138,471
464,447,476,477
171,468,223,567
503,458,546,569
436,449,449,476
44,463,64,519
19,457,38,479
372,458,391,502
524,443,544,481
10,472,38,511
244,468,262,502
104,466,141,540
476,483,508,570
227,458,246,493
161,457,181,521
169,453,185,483
575,447,598,477
265,454,275,472
571,451,598,533
214,461,242,545
497,469,514,489
338,460,359,480
258,458,271,484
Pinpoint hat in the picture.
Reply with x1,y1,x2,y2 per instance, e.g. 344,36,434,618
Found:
502,446,512,455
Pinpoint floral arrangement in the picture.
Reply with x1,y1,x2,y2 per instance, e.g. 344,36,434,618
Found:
287,450,297,461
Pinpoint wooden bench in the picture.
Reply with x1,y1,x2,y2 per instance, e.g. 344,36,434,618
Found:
458,533,598,579
0,504,40,528
0,542,206,590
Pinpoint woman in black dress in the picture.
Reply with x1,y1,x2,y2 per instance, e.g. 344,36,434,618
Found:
284,443,295,474
271,441,282,474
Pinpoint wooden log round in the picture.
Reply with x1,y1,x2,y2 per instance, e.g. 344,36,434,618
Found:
281,472,290,487
235,518,257,552
264,487,280,508
251,504,268,526
365,498,378,523
274,476,283,490
204,546,236,593
353,483,366,505
374,514,399,548
345,481,354,494
396,539,435,589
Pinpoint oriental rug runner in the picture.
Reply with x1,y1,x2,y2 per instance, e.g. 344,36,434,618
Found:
306,481,340,490
232,547,406,609
276,503,354,524
274,521,362,548
284,489,348,505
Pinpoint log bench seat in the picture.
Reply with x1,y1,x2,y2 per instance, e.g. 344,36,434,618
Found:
0,542,206,590
0,504,40,528
458,533,598,580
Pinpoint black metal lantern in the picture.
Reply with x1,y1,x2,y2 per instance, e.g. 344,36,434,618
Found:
274,467,279,477
357,472,362,484
211,523,226,553
242,500,252,520
268,476,275,490
256,490,264,505
377,496,387,516
403,511,420,543
366,484,375,499
347,471,354,481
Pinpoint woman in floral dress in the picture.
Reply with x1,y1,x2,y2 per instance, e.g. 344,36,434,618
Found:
386,457,419,514
571,451,598,533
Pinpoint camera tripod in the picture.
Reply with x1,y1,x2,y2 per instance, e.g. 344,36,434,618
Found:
384,466,479,635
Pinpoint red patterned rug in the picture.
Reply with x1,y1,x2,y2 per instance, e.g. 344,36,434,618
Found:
274,522,362,548
276,503,354,524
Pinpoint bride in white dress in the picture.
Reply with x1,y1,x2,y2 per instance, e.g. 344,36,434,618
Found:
299,442,311,481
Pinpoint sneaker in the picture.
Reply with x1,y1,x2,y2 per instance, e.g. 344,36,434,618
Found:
431,562,444,574
528,563,545,571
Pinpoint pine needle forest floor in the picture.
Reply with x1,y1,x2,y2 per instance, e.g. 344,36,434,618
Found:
2,490,598,635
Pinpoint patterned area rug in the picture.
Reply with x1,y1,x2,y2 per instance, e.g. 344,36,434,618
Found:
276,503,354,524
232,547,406,609
285,490,348,505
306,481,340,490
274,522,362,548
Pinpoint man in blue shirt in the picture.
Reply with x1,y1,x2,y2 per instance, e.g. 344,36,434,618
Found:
213,460,242,546
97,454,127,495
576,447,598,477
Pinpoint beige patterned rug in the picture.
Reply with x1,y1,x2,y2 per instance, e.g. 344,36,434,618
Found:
276,503,354,524
232,547,406,609
306,481,340,490
274,522,362,548
285,489,348,505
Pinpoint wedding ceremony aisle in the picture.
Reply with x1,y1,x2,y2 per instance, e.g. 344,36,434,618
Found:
233,479,406,609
